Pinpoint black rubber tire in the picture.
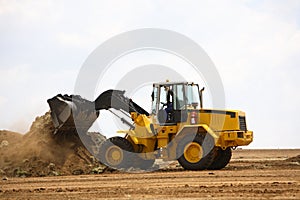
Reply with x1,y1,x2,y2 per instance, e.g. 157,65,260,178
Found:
177,134,216,170
208,147,232,170
132,155,155,170
98,136,133,170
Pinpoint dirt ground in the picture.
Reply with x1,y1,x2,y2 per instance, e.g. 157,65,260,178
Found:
1,149,299,200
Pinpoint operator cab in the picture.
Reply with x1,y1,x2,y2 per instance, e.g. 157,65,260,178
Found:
151,82,202,125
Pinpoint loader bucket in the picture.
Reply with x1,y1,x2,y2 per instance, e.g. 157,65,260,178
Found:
47,94,99,135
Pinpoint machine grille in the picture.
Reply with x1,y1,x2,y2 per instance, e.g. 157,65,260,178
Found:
239,116,247,131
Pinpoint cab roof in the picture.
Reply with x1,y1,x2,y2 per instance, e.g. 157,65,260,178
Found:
153,81,198,87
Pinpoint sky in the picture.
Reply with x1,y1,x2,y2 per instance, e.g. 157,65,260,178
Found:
0,0,299,148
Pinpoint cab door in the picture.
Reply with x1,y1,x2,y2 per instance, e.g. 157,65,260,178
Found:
152,84,188,124
172,84,188,123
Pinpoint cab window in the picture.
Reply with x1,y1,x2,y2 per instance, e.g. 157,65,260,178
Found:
151,86,158,114
173,84,186,110
186,84,200,109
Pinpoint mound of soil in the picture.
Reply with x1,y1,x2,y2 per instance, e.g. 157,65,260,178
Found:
286,155,300,163
0,112,106,177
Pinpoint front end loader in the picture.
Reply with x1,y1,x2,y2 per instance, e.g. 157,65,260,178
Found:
47,81,253,171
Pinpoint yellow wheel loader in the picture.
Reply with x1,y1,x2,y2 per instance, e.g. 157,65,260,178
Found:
47,81,253,170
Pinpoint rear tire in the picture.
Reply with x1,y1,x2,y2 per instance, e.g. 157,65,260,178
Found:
98,137,133,170
208,147,232,170
177,134,216,170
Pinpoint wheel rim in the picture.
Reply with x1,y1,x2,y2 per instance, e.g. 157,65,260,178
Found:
105,145,123,166
183,142,203,163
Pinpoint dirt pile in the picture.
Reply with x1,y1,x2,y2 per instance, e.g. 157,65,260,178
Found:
286,155,300,163
0,112,106,177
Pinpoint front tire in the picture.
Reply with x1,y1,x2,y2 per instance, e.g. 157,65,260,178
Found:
98,137,133,170
177,134,216,170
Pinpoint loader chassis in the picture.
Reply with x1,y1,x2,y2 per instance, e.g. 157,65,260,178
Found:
47,81,253,170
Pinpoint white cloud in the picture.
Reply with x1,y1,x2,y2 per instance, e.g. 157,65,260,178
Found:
0,64,31,84
57,32,89,48
0,96,7,107
0,0,61,24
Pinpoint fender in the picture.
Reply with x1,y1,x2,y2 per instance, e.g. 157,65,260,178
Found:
175,124,219,143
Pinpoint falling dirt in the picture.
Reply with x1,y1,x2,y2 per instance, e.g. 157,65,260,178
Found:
0,112,106,177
